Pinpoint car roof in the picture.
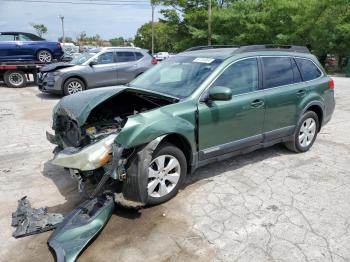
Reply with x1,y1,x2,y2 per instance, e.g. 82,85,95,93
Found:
179,48,239,59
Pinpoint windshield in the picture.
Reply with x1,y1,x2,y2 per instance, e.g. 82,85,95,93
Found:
130,56,222,98
70,52,97,65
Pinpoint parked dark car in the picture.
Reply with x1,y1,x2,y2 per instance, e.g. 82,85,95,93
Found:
0,32,63,63
38,47,157,95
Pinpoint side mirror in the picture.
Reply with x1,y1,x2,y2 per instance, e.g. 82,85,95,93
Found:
208,86,232,101
89,60,97,67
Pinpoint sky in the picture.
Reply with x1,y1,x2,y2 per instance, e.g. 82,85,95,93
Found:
0,0,163,41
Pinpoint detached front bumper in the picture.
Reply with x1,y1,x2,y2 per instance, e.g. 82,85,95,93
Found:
50,134,118,171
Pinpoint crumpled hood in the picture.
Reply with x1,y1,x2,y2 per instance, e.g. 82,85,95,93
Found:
53,86,126,126
40,62,75,72
53,85,177,127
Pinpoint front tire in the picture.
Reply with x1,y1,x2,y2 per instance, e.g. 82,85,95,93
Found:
63,78,85,96
147,143,187,205
37,50,53,63
285,111,319,153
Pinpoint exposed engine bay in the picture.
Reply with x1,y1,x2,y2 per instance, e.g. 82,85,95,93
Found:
53,91,173,148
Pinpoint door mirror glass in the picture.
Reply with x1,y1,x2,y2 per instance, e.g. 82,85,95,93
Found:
208,86,232,101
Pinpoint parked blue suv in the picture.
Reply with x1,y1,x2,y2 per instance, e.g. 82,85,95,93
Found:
0,32,63,63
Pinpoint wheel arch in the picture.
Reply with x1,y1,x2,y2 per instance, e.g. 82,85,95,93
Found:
159,133,193,174
62,75,87,90
302,101,324,131
36,48,53,57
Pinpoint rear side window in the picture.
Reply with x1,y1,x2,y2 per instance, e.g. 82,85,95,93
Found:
295,58,322,81
135,52,144,60
262,57,294,88
0,34,14,41
19,34,32,41
116,52,136,62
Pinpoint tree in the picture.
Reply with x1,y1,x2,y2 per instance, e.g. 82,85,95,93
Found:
30,23,47,37
134,0,350,67
109,37,126,46
58,36,73,43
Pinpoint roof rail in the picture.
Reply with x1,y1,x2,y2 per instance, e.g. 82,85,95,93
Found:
185,45,240,51
234,44,310,54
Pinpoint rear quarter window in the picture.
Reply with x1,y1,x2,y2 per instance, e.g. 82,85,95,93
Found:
262,57,294,88
295,58,322,81
135,52,144,60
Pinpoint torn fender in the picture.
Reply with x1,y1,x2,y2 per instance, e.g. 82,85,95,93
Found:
121,136,166,205
48,194,114,262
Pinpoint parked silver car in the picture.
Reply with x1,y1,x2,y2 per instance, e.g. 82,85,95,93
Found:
38,47,157,95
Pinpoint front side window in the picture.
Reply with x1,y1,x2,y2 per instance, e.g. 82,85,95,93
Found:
96,52,114,64
211,58,259,95
116,52,136,62
130,56,222,98
262,57,294,88
0,34,14,41
295,58,322,81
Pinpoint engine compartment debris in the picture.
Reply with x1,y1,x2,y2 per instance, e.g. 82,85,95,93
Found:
11,196,64,238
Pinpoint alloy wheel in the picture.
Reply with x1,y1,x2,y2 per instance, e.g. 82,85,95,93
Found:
67,81,83,94
148,155,181,198
38,50,52,63
298,117,316,147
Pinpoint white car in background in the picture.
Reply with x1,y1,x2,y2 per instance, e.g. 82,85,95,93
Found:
61,43,79,57
155,52,169,61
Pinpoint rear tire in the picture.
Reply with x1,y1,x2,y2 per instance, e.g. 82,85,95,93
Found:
63,78,85,96
285,111,319,153
37,50,53,63
4,70,27,88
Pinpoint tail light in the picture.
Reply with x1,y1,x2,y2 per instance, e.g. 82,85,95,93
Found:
151,57,158,65
328,78,334,89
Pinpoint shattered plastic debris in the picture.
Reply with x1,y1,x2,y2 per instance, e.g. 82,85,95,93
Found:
11,196,64,238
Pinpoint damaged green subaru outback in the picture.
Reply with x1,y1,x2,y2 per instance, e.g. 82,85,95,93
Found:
47,45,335,207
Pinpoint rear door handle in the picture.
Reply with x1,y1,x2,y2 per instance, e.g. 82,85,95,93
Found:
251,99,264,108
297,90,306,97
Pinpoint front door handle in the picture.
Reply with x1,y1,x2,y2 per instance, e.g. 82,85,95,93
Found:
251,99,264,108
296,89,306,97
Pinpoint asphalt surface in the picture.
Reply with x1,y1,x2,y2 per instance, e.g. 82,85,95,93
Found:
0,77,349,262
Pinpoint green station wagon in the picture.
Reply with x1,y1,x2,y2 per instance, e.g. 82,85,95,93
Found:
48,45,335,207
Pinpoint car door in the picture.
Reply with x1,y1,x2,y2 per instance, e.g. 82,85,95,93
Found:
115,51,138,84
87,51,118,87
261,56,304,141
0,33,17,60
197,57,265,160
15,33,36,59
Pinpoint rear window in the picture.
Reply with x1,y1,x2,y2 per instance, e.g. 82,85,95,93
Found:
262,57,294,88
135,52,144,60
116,51,136,62
295,58,322,81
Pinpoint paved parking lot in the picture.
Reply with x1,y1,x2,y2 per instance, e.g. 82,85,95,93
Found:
0,77,349,262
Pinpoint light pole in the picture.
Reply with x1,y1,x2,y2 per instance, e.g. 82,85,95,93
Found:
208,0,212,46
59,15,65,43
151,3,155,55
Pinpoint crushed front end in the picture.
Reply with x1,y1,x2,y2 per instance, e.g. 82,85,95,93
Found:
47,87,175,205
